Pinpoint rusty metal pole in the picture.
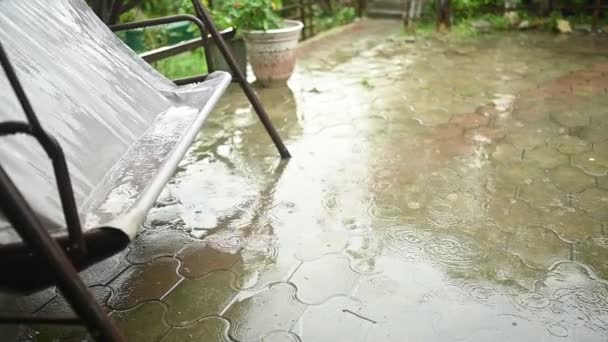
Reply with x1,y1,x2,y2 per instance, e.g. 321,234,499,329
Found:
191,0,292,159
437,0,452,31
0,42,123,342
593,0,601,32
0,166,125,342
107,0,123,25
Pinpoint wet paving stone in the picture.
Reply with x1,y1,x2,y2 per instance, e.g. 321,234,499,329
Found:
80,248,131,286
465,126,506,144
224,282,306,341
37,285,112,316
517,181,566,209
525,146,569,169
578,124,608,144
487,198,544,231
232,254,302,291
507,226,571,269
351,255,446,321
599,175,608,190
261,330,300,342
428,123,465,140
493,162,547,188
449,112,489,129
108,257,181,310
293,296,372,341
29,286,111,341
415,108,451,126
575,238,608,279
572,151,608,177
290,254,359,304
549,134,591,155
506,121,564,149
527,262,608,336
295,230,350,260
164,270,237,326
160,317,232,341
0,287,56,315
9,23,608,342
576,188,608,221
539,208,603,243
109,301,169,342
491,144,523,164
177,241,241,278
127,230,194,264
550,110,590,128
549,165,596,193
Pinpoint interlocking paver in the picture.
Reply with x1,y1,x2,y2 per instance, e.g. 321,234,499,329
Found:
80,249,131,286
232,254,302,291
599,175,608,190
550,110,589,128
109,301,169,342
127,230,194,264
37,285,111,315
578,124,608,143
572,151,608,177
449,112,489,129
31,286,111,341
575,238,608,279
178,241,241,278
548,165,595,193
160,317,232,341
0,286,55,314
487,198,543,231
290,254,359,304
8,21,608,342
549,134,591,155
491,144,523,164
517,180,566,209
224,282,306,342
506,121,563,149
525,146,569,169
465,126,506,144
539,208,602,243
108,257,182,310
164,270,237,326
292,296,372,342
493,162,546,188
576,188,608,221
507,225,571,269
261,330,300,342
295,230,349,260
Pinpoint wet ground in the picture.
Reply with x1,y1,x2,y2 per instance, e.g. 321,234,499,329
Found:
4,19,608,341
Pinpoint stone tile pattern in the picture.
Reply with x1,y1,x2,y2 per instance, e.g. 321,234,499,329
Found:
3,24,608,342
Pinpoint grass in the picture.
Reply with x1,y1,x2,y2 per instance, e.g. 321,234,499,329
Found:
402,10,608,42
151,49,208,80
360,78,375,89
313,6,357,32
400,19,479,41
126,6,357,80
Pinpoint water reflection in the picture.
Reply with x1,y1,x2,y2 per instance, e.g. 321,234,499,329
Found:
22,26,608,341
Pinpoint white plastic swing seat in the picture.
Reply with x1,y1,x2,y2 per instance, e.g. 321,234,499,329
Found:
0,0,231,269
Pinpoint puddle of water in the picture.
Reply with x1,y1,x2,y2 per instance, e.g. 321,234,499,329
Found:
16,22,608,341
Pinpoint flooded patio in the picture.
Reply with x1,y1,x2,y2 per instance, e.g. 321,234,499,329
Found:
6,18,608,341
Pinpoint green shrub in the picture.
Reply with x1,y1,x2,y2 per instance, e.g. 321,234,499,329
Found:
218,0,282,30
313,6,356,31
152,49,208,79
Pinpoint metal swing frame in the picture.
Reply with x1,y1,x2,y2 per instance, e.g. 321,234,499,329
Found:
0,0,291,340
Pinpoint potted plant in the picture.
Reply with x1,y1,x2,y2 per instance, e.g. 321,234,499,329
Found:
219,0,303,87
208,10,248,76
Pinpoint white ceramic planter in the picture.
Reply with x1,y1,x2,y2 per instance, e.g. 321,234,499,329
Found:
242,20,303,87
